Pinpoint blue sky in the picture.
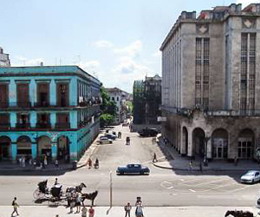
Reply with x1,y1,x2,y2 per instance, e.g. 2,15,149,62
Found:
0,0,255,92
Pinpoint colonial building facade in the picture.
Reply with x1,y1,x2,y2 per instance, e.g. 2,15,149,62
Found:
106,87,130,124
160,3,260,161
0,66,101,162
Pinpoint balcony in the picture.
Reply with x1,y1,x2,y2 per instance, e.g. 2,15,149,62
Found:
17,101,32,108
36,122,51,129
0,101,9,108
55,122,70,129
0,123,10,129
34,102,50,107
16,123,30,129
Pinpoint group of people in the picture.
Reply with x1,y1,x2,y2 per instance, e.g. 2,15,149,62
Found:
66,191,94,217
87,158,99,169
124,197,144,217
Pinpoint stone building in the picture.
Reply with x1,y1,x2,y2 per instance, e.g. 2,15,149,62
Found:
105,87,130,124
0,47,11,67
0,65,101,163
133,75,161,130
160,3,260,161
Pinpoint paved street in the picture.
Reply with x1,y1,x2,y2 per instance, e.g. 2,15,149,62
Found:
0,125,260,209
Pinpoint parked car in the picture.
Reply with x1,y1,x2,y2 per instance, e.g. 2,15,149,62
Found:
105,133,117,140
116,163,150,175
98,136,113,144
240,170,260,184
138,128,158,137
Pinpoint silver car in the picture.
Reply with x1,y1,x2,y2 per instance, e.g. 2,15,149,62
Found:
240,170,260,184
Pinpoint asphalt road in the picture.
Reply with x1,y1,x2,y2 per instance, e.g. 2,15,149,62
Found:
0,125,259,207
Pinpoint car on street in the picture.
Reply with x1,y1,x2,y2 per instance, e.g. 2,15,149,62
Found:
116,163,150,175
98,136,113,144
105,133,117,140
138,128,158,137
240,170,260,184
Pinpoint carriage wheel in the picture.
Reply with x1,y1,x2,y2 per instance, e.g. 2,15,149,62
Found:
33,189,45,199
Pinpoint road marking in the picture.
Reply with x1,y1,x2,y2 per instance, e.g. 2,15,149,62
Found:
160,181,174,190
189,189,196,192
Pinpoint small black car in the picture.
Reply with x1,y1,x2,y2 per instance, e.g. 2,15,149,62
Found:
138,128,158,137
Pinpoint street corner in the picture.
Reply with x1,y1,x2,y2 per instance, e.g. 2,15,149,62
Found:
153,160,175,170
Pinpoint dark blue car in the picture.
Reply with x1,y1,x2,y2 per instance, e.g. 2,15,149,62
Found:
116,164,150,175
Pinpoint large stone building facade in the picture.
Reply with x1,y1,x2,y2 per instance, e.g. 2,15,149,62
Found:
160,3,260,161
0,66,101,163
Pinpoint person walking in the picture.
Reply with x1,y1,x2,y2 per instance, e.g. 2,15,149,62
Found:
75,192,81,213
135,204,143,217
152,153,157,163
189,160,193,171
11,197,19,216
124,202,132,217
88,158,92,169
88,206,95,217
81,205,87,217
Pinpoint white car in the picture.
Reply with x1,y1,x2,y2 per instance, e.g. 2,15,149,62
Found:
240,170,260,184
98,136,113,144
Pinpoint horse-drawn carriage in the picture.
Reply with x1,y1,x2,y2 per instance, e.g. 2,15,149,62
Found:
33,180,98,206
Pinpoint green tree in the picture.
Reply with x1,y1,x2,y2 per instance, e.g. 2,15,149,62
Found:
100,86,117,127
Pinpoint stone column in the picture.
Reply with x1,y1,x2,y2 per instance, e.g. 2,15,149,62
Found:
30,111,37,128
31,143,37,159
70,77,78,106
11,143,17,163
50,113,56,129
9,79,17,107
50,79,56,106
51,144,57,161
187,128,193,157
10,112,17,128
29,79,36,107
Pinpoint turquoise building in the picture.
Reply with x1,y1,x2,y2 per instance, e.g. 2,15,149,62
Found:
0,65,101,163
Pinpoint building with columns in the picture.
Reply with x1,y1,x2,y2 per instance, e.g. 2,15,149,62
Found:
160,3,260,161
0,65,101,163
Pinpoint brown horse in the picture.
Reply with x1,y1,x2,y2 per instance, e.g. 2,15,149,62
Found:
81,190,98,206
225,210,254,217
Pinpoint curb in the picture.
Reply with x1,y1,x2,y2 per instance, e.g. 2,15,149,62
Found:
153,162,249,172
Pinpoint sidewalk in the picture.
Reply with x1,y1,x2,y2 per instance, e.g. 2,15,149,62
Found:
1,205,259,217
153,137,260,171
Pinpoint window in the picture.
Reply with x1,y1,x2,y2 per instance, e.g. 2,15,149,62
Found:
195,37,210,108
0,83,8,108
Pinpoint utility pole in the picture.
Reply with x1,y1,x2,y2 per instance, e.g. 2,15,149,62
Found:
109,171,112,208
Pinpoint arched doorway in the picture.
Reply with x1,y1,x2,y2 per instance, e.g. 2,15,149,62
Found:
212,129,228,159
57,136,70,162
38,136,51,159
17,136,32,158
0,136,11,160
238,129,254,159
182,127,188,155
192,128,205,157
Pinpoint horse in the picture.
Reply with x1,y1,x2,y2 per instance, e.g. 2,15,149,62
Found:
225,210,254,217
81,190,98,206
66,183,86,193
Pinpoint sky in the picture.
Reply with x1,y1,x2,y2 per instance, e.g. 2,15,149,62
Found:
0,0,257,93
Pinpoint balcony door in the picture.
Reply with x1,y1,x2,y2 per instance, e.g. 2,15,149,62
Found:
0,84,8,107
57,83,69,107
37,83,49,106
17,83,29,107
